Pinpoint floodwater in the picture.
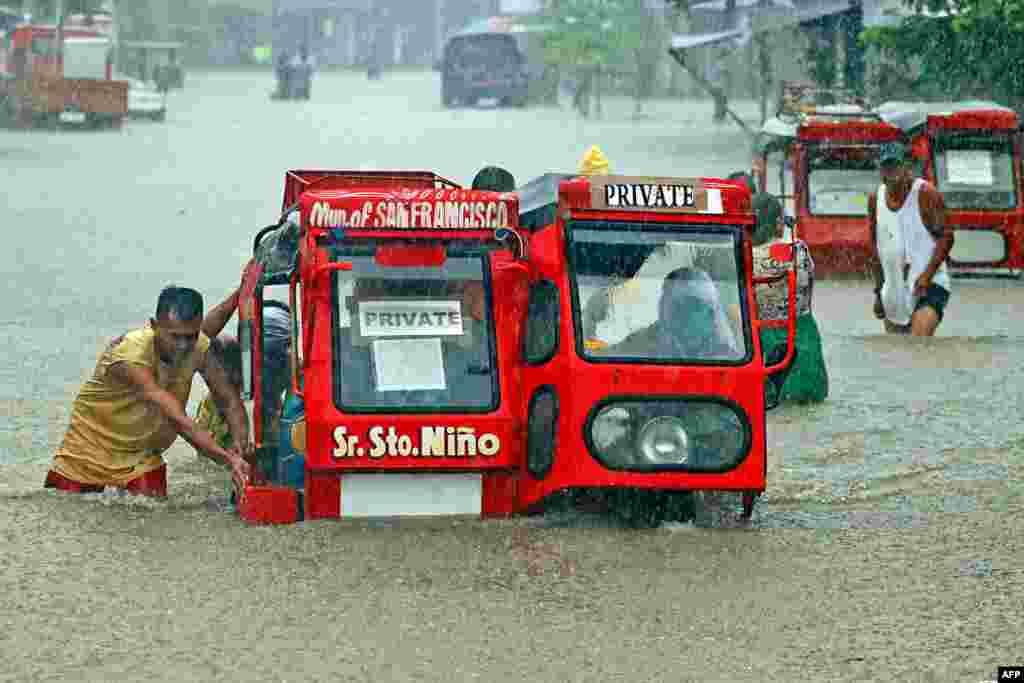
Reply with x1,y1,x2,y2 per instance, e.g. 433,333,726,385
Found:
1,70,1021,682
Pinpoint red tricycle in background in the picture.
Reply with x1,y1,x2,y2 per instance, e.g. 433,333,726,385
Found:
233,169,798,527
753,82,1024,279
752,82,903,278
875,101,1024,278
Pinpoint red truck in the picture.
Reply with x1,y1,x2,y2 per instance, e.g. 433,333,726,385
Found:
0,23,127,129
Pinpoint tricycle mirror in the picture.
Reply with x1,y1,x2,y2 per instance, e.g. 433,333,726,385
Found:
784,216,796,229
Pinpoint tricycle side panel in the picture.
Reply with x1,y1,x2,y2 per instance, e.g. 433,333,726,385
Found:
919,121,1024,272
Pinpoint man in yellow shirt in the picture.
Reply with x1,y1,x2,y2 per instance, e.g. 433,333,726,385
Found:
44,285,253,498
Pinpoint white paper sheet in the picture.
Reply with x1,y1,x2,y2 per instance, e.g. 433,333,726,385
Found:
372,338,446,391
945,150,993,186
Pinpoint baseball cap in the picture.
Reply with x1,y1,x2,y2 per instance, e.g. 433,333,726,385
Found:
879,141,907,167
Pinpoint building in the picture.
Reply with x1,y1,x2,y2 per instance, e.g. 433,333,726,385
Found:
270,0,504,68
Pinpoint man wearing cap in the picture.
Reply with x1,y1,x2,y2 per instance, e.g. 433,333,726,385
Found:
868,141,954,336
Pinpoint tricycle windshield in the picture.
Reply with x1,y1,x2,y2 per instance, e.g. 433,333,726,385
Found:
806,145,880,216
332,251,497,412
933,135,1017,210
570,222,748,364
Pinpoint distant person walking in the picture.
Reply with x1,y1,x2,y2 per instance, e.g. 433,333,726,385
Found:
274,50,292,99
289,45,315,99
869,142,954,336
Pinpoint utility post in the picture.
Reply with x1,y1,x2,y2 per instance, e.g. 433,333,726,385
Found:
110,0,120,74
435,0,444,68
55,0,65,72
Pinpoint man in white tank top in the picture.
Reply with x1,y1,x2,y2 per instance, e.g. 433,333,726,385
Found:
868,142,955,336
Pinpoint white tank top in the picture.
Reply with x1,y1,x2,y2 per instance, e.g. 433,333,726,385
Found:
875,180,950,325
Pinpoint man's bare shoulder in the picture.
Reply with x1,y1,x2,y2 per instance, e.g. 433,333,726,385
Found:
916,181,947,223
101,327,156,380
921,180,942,206
917,180,943,201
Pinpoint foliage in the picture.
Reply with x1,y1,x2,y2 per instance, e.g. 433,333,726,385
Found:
860,0,1024,106
529,0,651,68
801,22,837,90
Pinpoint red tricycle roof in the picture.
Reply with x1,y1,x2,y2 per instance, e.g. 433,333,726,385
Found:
517,173,753,230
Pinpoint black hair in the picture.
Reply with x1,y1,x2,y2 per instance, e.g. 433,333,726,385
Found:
472,166,516,192
209,336,242,385
727,171,755,194
751,192,784,246
155,286,203,321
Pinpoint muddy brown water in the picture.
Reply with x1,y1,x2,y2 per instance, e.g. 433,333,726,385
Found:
1,71,1020,682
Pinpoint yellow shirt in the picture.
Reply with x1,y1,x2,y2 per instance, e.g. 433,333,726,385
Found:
193,394,233,451
52,327,210,485
194,392,283,453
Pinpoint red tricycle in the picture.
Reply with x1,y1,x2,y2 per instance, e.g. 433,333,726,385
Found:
234,169,798,527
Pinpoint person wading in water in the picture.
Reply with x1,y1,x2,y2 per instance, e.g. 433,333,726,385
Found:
45,282,253,497
868,141,954,336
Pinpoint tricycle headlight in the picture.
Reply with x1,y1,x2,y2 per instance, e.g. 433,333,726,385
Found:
636,416,690,465
591,405,632,452
587,399,748,471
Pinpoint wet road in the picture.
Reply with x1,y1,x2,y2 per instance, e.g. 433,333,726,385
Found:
1,70,1022,682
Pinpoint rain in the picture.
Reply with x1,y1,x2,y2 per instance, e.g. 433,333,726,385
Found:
1,0,1021,681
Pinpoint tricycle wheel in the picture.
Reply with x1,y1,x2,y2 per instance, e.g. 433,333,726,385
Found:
741,491,758,519
612,489,696,529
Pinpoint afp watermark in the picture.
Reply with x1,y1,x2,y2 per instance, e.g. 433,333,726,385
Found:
979,667,1024,682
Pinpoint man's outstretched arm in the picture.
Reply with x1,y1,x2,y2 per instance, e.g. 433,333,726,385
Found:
201,260,258,339
200,351,252,464
109,362,251,487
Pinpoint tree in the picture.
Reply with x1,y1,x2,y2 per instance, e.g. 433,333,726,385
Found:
861,0,1024,108
530,0,650,117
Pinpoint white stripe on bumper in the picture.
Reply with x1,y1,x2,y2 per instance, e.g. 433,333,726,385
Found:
340,473,483,517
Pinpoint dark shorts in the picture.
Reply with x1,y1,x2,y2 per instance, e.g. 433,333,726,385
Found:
914,283,950,322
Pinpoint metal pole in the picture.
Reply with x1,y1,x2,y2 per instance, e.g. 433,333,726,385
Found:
111,0,120,74
56,0,64,74
669,48,755,138
435,0,443,65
